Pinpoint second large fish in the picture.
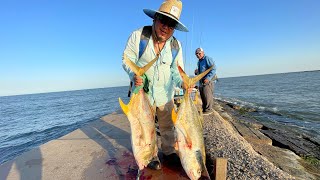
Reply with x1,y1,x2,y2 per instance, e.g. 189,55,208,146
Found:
172,66,213,180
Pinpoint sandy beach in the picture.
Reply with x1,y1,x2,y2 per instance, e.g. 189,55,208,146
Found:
0,100,319,180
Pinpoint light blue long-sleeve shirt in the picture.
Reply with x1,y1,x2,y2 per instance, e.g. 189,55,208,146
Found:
123,27,184,107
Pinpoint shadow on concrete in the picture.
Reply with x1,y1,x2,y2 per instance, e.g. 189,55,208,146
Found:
80,116,131,152
0,148,42,180
80,115,134,179
79,113,192,180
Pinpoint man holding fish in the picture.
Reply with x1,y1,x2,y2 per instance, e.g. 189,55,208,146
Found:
121,0,189,171
119,0,210,179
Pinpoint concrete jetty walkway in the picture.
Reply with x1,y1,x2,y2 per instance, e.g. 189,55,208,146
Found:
0,112,189,180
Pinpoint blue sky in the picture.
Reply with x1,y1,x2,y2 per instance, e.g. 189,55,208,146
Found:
1,0,319,96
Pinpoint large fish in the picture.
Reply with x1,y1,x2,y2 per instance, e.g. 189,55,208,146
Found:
172,66,213,180
119,54,159,171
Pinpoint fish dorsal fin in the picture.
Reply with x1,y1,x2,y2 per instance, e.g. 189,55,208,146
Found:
118,97,128,115
180,124,193,149
182,127,193,149
123,54,159,76
171,108,178,125
177,65,214,91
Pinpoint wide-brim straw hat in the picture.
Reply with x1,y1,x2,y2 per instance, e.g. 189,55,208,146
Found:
143,0,188,32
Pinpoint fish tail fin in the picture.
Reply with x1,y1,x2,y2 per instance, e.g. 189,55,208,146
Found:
118,97,129,116
123,54,159,76
192,65,214,84
177,65,214,90
177,66,194,90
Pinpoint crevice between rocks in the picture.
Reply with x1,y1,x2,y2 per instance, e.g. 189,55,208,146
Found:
205,153,216,180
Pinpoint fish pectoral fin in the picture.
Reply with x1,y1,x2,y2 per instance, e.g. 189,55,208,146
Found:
171,108,178,125
174,141,179,151
182,124,193,149
119,97,129,115
195,150,210,179
185,135,193,149
176,125,193,149
195,150,204,169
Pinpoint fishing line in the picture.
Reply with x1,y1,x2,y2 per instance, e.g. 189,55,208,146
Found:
189,10,195,76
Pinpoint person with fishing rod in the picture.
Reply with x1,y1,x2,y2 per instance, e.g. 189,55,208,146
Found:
194,47,217,115
122,0,188,170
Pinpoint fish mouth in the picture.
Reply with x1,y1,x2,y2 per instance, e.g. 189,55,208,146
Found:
188,169,201,180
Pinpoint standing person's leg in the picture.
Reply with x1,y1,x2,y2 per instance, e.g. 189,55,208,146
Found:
199,85,206,112
156,100,180,164
212,82,215,97
156,100,176,156
202,81,214,113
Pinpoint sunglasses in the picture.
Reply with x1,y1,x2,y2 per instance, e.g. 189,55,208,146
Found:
195,52,202,55
155,14,177,29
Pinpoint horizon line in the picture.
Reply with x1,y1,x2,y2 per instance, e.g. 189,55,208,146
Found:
1,69,319,97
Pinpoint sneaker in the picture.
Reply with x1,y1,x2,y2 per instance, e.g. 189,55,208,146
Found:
203,110,213,115
163,153,181,165
147,160,161,170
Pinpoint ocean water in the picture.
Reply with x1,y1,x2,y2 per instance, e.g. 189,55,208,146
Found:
215,70,320,143
0,71,319,165
0,87,130,165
